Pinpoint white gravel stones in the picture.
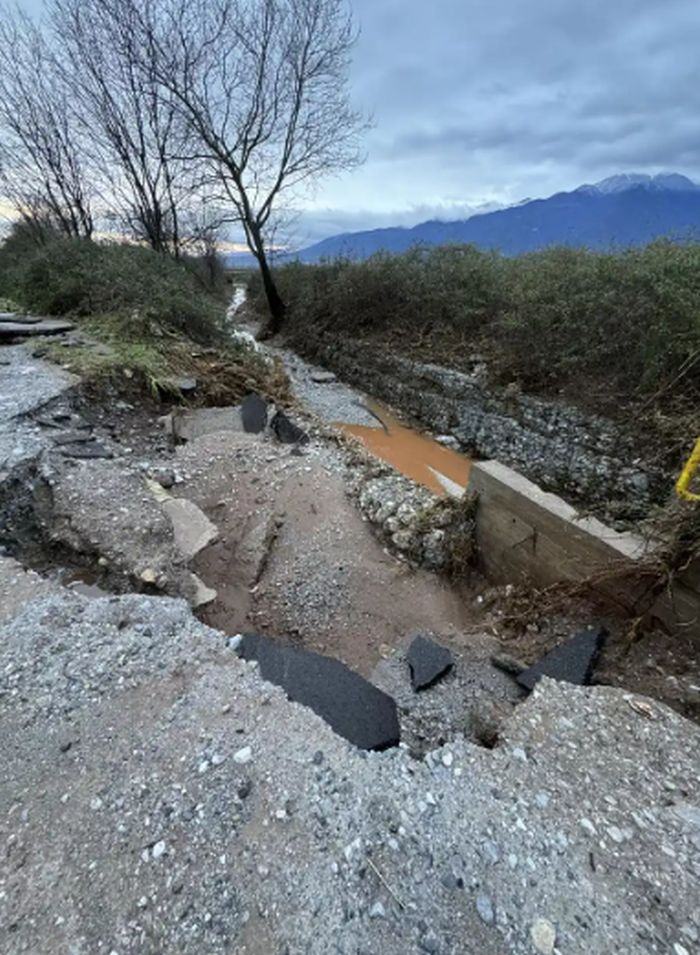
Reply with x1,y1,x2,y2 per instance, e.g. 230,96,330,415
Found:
152,841,166,860
233,746,252,764
530,917,556,954
475,894,495,924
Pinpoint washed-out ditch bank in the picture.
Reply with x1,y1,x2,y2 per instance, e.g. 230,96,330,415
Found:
268,325,699,639
0,303,699,954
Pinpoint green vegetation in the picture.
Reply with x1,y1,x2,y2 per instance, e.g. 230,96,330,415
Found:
250,242,700,416
0,224,225,343
0,226,287,404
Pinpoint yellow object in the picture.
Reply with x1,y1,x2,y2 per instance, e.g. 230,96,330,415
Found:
676,437,700,502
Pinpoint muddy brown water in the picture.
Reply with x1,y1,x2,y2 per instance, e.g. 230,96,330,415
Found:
339,401,471,496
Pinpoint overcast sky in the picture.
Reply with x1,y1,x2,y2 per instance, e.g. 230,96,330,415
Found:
298,0,700,243
16,0,700,245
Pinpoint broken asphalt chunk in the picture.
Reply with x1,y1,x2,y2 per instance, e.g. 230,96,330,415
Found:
270,410,309,445
237,633,400,751
240,393,268,433
516,626,608,692
406,634,454,690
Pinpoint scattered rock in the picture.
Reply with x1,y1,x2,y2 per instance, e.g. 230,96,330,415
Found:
240,393,269,433
59,441,113,459
153,468,176,489
188,573,218,608
162,498,218,560
406,635,454,691
270,410,309,445
490,651,527,677
418,932,441,953
435,434,460,450
309,370,337,384
233,746,253,765
237,633,400,751
530,917,556,954
52,430,94,445
152,840,167,860
174,377,197,394
517,627,608,691
475,893,495,924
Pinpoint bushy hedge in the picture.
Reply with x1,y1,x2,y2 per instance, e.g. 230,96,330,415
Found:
252,242,700,407
0,226,224,343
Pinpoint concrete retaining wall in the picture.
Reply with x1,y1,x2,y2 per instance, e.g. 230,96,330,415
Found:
470,460,700,633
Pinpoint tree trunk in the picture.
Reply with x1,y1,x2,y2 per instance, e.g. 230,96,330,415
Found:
256,244,286,338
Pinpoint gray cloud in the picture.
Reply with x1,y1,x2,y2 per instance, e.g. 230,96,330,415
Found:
16,0,700,246
298,0,700,244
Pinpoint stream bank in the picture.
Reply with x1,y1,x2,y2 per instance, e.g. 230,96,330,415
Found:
280,331,666,523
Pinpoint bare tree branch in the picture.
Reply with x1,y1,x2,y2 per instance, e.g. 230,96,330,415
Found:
51,0,201,256
0,6,94,239
91,0,367,330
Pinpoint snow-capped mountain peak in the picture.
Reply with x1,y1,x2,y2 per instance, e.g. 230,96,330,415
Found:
578,172,699,195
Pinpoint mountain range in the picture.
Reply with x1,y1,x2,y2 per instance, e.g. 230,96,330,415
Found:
225,173,700,265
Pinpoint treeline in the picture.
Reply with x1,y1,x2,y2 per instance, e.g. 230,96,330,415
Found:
251,242,700,414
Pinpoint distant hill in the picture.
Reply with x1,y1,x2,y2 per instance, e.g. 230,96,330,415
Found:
223,173,700,266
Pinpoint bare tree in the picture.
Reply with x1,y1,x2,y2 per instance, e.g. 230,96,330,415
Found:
0,7,93,239
52,0,197,257
94,0,365,333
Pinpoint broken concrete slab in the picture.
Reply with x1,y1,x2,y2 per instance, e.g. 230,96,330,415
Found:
237,633,400,750
0,345,78,421
427,465,467,499
171,406,246,442
516,626,608,692
270,410,309,445
407,634,454,690
39,458,182,591
162,497,218,560
0,318,74,337
240,393,268,433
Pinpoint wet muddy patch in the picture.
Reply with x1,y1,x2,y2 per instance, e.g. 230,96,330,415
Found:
340,401,471,497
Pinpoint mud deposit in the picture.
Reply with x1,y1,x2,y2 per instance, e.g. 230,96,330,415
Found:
341,401,471,496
